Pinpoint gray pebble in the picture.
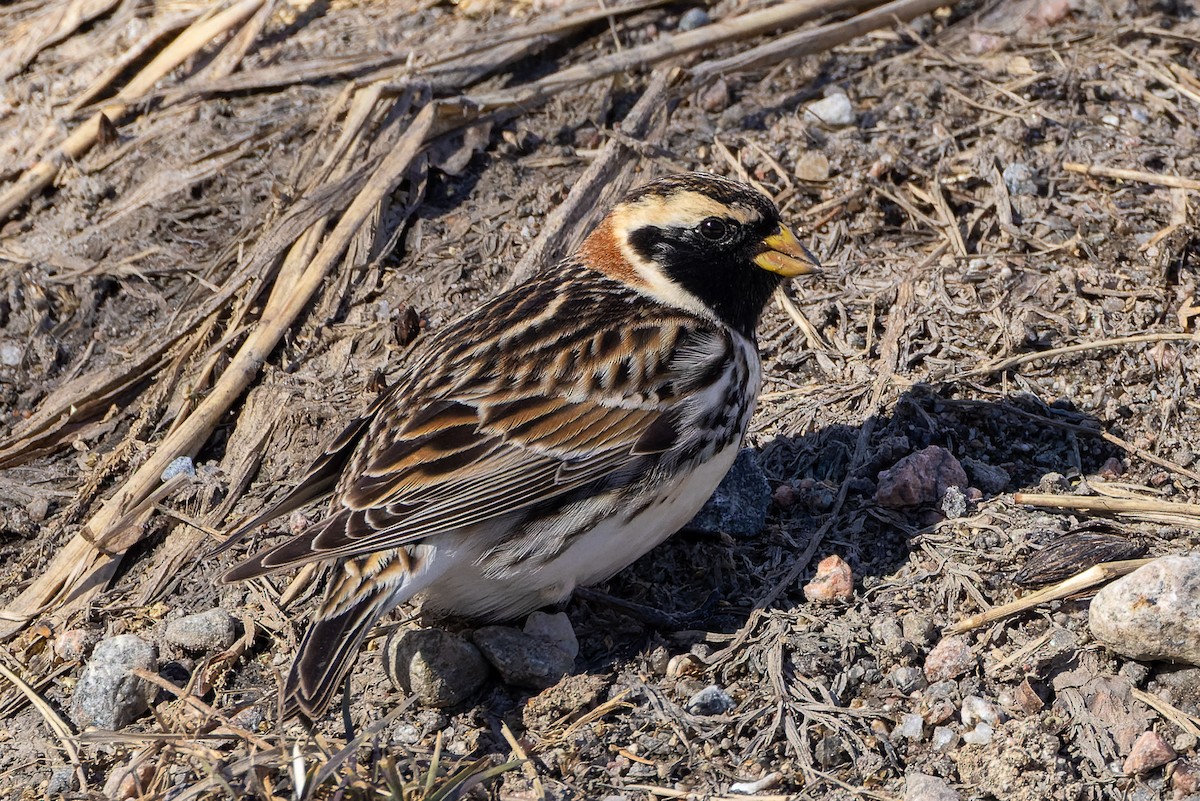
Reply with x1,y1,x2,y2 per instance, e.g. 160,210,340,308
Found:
1090,556,1200,665
0,342,21,367
385,628,490,707
46,767,75,797
940,485,968,518
1002,162,1037,195
71,634,158,729
803,93,855,127
905,772,961,801
891,666,928,694
894,712,925,740
523,611,578,659
902,613,938,646
686,684,734,715
688,449,771,539
160,456,196,482
165,608,237,652
473,626,574,690
677,7,710,30
961,457,1010,495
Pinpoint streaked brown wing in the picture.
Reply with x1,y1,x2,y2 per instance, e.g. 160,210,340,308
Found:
265,394,669,568
225,316,726,578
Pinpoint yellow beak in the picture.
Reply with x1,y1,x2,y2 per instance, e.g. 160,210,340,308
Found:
754,224,821,277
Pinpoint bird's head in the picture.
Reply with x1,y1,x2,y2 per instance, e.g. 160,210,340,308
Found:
579,172,820,336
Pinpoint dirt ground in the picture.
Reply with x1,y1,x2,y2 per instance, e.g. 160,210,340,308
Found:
1,0,1199,798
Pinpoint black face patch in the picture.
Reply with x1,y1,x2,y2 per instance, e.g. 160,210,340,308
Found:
626,212,784,338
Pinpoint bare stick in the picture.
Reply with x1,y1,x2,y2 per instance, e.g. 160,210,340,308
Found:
0,98,447,636
1064,162,1200,192
693,0,953,79
1013,493,1200,518
956,332,1200,378
946,558,1154,634
470,0,892,110
0,0,266,222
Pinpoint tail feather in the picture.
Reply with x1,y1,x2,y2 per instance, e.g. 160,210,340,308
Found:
209,396,386,560
283,590,391,720
221,512,350,583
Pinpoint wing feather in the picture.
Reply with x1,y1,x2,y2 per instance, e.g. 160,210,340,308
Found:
222,270,737,582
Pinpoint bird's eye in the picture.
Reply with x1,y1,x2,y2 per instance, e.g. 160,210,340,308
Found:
698,217,729,241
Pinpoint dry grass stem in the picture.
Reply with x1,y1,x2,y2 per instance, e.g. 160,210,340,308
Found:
1063,161,1200,192
947,558,1155,634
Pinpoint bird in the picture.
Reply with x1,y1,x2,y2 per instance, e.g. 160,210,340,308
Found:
219,172,820,719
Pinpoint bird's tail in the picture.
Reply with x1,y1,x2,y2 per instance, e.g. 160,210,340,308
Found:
282,588,391,720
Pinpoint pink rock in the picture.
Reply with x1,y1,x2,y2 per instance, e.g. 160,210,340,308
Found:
55,628,101,661
1123,730,1176,775
803,555,853,603
1173,760,1198,797
875,446,968,508
924,635,975,682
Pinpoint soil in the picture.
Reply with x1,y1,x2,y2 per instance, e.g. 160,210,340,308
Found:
0,0,1198,799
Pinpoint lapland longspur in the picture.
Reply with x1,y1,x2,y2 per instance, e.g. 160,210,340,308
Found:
221,172,820,718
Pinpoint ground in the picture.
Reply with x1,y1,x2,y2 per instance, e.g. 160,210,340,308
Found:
0,0,1198,799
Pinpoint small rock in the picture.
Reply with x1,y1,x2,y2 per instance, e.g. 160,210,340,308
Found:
230,704,264,731
872,617,903,649
902,613,938,646
27,496,49,522
962,457,1010,495
962,722,994,745
688,449,771,539
698,77,730,113
931,726,959,752
895,712,925,740
1002,163,1037,195
55,627,102,661
941,485,968,519
71,634,158,729
794,151,830,182
667,653,704,679
1010,678,1047,716
647,646,671,675
677,7,710,30
46,767,75,797
385,628,490,707
165,608,237,652
1089,556,1200,666
803,555,853,603
0,342,22,367
1099,456,1125,479
474,626,574,690
875,446,968,509
924,636,974,682
905,772,961,801
686,684,734,716
160,456,196,482
891,666,927,694
1173,760,1198,796
921,680,960,725
1038,471,1068,492
803,93,855,127
1124,730,1176,774
961,695,1000,727
523,611,578,659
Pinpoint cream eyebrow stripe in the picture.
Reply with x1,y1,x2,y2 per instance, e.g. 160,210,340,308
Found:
609,192,760,231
